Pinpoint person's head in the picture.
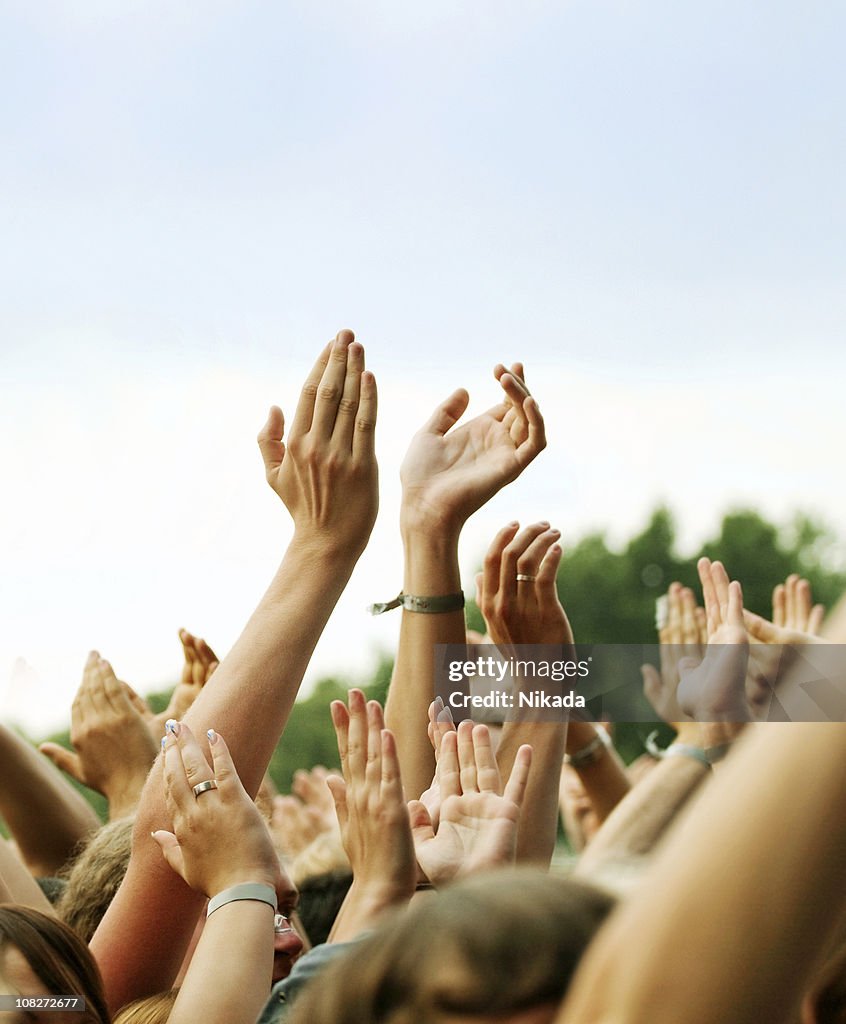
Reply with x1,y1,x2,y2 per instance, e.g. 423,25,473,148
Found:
0,905,110,1024
290,868,615,1024
293,868,352,947
58,818,133,943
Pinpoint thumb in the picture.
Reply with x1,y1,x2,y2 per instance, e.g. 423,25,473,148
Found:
39,743,85,785
640,664,662,700
326,775,348,831
407,799,435,843
257,406,286,476
423,389,470,436
151,830,185,879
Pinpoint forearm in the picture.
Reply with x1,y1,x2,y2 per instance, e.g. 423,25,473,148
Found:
169,901,274,1024
0,838,54,913
93,536,361,1009
0,725,100,875
566,722,630,822
496,721,566,865
384,526,466,799
574,755,708,878
559,723,846,1024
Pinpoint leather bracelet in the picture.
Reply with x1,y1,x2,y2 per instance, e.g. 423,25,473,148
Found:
564,727,612,768
645,730,711,768
368,591,465,615
207,882,278,918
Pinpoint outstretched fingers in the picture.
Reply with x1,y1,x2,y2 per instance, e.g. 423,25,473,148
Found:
288,341,333,438
331,340,365,454
472,725,502,794
352,370,378,463
502,744,532,807
311,331,354,440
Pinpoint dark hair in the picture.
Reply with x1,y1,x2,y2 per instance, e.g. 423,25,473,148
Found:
291,868,615,1024
296,869,353,946
0,904,110,1023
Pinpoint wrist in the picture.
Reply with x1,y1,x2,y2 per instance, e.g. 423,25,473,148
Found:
206,870,279,900
400,502,464,546
289,527,368,564
348,876,414,911
400,530,462,594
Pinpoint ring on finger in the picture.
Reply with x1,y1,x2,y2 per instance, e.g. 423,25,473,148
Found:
192,779,219,799
516,574,537,583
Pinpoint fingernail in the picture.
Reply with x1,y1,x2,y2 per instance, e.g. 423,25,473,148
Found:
207,729,218,745
434,695,444,710
165,719,180,736
161,736,167,750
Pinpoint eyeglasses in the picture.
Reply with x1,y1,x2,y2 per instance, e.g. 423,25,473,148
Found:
274,913,295,935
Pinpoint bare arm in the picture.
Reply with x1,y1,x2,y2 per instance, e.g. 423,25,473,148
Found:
91,332,379,1011
0,837,55,912
574,731,708,879
476,521,571,865
0,723,100,876
559,575,846,1024
384,363,546,799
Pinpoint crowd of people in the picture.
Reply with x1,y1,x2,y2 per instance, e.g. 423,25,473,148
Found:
2,329,845,1024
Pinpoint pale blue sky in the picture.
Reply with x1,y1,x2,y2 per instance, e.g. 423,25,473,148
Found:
2,1,845,731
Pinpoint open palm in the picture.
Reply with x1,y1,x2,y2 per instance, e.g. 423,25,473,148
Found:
400,370,545,531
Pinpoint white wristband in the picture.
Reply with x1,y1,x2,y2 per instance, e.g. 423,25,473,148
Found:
207,882,278,917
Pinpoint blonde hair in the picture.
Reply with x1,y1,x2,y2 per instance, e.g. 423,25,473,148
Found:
58,818,133,942
113,989,178,1024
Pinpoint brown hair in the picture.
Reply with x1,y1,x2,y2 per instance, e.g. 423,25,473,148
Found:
58,818,133,942
290,868,615,1024
0,904,110,1023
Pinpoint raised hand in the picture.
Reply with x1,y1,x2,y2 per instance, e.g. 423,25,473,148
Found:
40,653,159,819
269,794,328,860
326,692,416,940
149,630,220,740
642,583,707,726
256,330,378,557
152,721,283,898
676,560,751,722
399,364,545,535
291,766,338,835
408,720,531,887
152,723,297,1024
773,574,825,635
475,521,571,649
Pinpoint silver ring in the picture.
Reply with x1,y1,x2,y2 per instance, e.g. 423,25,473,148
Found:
516,573,537,583
192,779,219,798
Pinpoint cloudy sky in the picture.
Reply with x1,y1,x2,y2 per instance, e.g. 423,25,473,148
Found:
2,0,845,733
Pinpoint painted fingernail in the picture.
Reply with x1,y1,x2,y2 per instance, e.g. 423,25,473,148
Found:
165,719,180,736
434,695,444,710
207,729,218,745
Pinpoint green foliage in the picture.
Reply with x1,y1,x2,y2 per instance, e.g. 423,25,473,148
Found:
466,505,845,647
29,507,846,814
267,653,394,792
